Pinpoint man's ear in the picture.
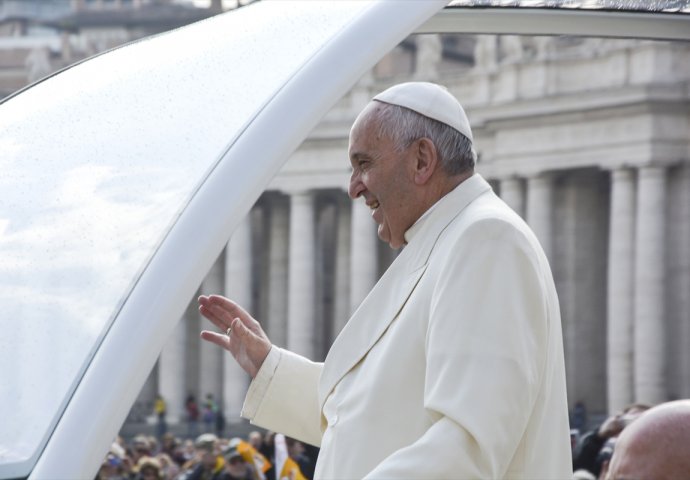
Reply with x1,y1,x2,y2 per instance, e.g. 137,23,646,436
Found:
413,137,438,185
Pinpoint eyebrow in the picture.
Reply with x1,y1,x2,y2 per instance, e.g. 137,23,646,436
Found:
350,151,371,163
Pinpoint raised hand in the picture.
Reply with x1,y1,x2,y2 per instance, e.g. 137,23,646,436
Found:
198,294,271,378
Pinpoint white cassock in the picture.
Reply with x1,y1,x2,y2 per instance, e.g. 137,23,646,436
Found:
242,174,573,479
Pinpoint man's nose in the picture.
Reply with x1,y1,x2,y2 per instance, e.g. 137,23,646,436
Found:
348,171,364,200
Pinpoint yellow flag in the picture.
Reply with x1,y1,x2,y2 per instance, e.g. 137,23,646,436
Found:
236,439,272,478
279,457,307,480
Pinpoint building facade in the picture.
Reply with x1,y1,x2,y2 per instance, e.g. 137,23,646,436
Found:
2,1,689,430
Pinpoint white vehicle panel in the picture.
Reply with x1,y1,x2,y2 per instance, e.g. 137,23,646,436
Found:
15,1,447,478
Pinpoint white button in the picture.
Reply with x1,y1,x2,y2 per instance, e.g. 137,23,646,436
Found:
328,414,339,426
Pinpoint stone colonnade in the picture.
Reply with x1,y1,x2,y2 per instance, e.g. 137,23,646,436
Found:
497,164,690,414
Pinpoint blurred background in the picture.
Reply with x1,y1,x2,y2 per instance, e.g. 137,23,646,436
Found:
2,0,689,446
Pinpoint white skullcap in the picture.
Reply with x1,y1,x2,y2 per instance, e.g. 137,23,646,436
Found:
373,82,473,143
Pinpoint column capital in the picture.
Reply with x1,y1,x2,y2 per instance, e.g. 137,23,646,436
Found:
494,173,523,182
609,166,636,177
604,160,676,172
282,187,317,198
527,170,557,182
637,164,668,177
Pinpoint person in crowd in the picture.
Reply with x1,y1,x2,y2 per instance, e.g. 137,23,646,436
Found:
285,438,313,480
186,394,200,437
199,82,571,478
147,436,160,457
258,432,275,462
130,434,154,475
135,456,163,480
154,394,168,439
220,440,255,480
179,433,226,480
215,408,226,438
161,432,186,467
180,438,197,466
257,432,276,480
247,431,263,453
203,394,218,433
572,403,649,477
96,442,130,480
604,400,690,480
156,452,180,480
571,400,587,432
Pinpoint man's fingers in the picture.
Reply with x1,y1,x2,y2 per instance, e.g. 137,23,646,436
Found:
199,295,249,324
199,299,236,329
201,318,256,347
234,309,262,333
230,316,256,342
200,330,231,350
198,304,228,331
199,295,265,338
206,295,253,321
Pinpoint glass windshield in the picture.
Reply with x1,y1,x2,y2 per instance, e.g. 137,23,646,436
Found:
0,1,371,475
447,0,690,13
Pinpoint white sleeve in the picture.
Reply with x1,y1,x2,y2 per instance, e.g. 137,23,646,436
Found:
241,345,281,419
241,346,324,447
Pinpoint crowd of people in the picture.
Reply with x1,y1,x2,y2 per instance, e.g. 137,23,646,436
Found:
97,428,317,480
100,396,690,480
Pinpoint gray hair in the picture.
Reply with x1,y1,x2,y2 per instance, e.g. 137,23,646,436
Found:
371,101,476,176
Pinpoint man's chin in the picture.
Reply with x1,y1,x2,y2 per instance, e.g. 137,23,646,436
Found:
377,223,391,244
377,224,403,249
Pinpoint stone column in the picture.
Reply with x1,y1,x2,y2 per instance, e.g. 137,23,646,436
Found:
184,290,201,408
634,166,667,404
137,364,158,422
349,199,378,314
606,168,636,413
198,252,225,405
332,196,352,340
315,200,337,360
674,166,690,398
415,34,442,81
500,176,525,218
223,213,252,423
526,173,554,261
267,197,289,347
159,312,187,423
287,191,316,358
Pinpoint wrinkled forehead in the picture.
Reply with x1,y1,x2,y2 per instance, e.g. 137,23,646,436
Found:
351,102,377,135
349,101,389,150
